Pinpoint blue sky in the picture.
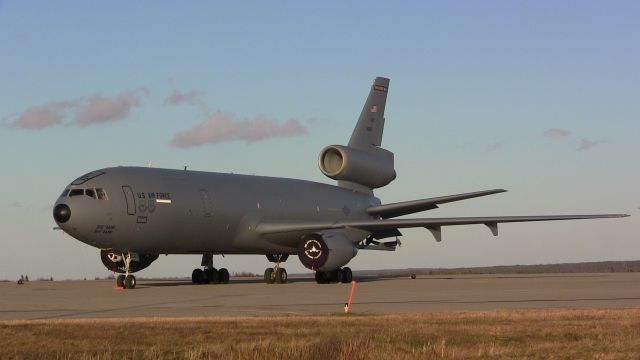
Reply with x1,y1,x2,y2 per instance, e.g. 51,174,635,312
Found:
0,1,638,279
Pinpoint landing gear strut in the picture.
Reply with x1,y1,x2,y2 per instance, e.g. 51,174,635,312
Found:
192,253,230,285
315,267,352,284
116,252,137,289
264,254,288,284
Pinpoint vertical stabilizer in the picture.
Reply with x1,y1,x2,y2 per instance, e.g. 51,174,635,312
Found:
348,77,390,150
317,77,395,194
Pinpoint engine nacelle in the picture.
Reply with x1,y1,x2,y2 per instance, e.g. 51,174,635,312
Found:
318,145,396,189
297,232,358,271
100,250,159,273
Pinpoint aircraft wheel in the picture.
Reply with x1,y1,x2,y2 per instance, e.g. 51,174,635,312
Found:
275,268,288,284
192,268,203,284
219,268,230,284
327,269,342,283
206,269,219,284
124,275,136,289
341,267,353,283
315,271,329,284
116,274,125,287
264,268,275,284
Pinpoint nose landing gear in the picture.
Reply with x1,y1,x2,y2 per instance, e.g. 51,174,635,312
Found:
264,254,289,284
192,253,230,285
115,252,137,289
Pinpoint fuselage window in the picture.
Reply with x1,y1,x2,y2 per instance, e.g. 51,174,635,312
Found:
69,189,84,197
96,188,108,200
86,188,96,199
60,189,70,197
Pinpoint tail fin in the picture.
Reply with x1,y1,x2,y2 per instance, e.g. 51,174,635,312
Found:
318,77,395,194
348,77,390,150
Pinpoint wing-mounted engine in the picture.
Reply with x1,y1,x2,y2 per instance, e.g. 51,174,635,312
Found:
297,232,358,271
318,145,396,189
100,250,159,273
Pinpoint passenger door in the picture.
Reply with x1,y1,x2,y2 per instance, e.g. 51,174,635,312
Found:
122,186,136,215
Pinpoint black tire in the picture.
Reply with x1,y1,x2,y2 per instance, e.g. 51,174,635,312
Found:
336,269,344,283
219,268,230,284
192,268,203,284
206,269,219,284
328,270,342,283
341,267,353,283
275,268,288,284
315,271,329,284
124,275,136,289
264,268,275,284
116,274,125,287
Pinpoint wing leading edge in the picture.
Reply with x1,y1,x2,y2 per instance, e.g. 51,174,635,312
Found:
257,214,629,242
367,189,507,218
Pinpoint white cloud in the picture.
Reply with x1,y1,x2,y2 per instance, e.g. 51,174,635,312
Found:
171,111,307,148
8,89,147,129
544,128,571,139
73,90,146,127
163,89,205,106
486,141,505,152
577,138,605,151
10,101,75,129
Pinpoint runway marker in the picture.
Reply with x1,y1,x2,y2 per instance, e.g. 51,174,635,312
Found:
345,281,357,313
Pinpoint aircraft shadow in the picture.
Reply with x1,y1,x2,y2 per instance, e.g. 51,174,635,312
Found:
138,275,397,288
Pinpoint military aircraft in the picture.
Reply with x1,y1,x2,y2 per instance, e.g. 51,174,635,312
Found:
52,77,628,289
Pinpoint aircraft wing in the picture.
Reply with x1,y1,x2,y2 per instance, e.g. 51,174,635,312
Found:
367,189,507,218
257,214,628,242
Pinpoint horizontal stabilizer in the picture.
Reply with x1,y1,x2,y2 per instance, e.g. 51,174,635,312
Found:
367,189,507,218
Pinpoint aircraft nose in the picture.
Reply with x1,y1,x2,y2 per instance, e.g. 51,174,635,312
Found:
53,203,71,223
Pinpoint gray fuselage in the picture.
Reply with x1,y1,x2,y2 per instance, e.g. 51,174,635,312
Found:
54,167,379,255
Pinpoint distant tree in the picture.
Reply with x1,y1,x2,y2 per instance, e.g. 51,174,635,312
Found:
50,277,54,281
19,275,24,282
24,275,29,282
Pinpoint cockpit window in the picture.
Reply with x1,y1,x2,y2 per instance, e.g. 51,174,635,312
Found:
63,187,108,200
85,189,96,199
96,188,108,200
69,189,84,197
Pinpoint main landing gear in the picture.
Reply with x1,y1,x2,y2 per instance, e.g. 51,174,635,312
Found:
315,267,353,284
192,253,230,285
115,252,137,289
264,254,288,284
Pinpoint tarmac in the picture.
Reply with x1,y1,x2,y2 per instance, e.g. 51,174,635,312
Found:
1,273,639,320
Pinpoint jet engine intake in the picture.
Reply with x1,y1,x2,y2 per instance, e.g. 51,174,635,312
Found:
318,145,396,189
100,250,159,273
297,232,358,271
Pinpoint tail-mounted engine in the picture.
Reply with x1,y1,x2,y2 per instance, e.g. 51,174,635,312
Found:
318,145,396,189
100,250,158,273
297,232,358,271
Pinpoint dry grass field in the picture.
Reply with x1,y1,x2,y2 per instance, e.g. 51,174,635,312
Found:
1,308,639,359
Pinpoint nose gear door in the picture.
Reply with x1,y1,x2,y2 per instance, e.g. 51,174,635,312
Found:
122,186,136,215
